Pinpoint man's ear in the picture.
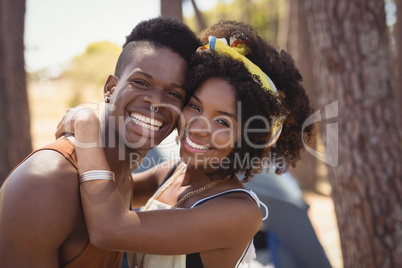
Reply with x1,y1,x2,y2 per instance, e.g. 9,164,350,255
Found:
104,74,118,96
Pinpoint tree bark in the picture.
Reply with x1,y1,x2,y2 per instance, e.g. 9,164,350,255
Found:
0,0,31,185
395,0,402,131
190,0,206,32
161,0,183,21
305,0,402,267
284,0,319,191
239,0,252,24
276,0,290,49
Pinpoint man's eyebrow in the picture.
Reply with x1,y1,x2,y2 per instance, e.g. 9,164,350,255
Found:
171,82,185,89
129,70,184,89
126,69,153,79
137,71,152,79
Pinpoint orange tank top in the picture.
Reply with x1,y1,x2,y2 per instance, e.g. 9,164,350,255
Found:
32,138,123,268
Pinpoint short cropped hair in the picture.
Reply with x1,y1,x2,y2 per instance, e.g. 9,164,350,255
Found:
114,17,201,79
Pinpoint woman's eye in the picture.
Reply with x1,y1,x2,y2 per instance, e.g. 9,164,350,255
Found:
217,119,230,127
189,103,200,112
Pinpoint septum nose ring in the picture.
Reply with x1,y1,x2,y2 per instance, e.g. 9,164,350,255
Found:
150,104,159,113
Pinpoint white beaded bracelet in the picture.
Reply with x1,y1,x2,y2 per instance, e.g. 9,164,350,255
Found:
79,170,115,184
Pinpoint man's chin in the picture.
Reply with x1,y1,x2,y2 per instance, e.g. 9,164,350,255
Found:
124,133,165,150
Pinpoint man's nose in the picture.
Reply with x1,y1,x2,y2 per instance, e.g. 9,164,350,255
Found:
143,88,164,108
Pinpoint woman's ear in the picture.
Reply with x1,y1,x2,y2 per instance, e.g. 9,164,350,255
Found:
104,74,118,96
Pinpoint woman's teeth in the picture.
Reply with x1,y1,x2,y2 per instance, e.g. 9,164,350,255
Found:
186,136,209,150
130,112,163,131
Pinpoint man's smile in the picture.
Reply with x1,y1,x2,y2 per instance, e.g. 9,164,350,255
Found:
129,112,163,131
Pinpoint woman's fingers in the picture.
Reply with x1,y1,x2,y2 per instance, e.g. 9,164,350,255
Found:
55,107,97,139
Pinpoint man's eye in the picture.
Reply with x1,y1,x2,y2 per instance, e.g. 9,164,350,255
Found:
168,91,182,99
133,80,148,87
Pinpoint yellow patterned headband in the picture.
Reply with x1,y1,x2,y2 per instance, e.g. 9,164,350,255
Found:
197,35,283,147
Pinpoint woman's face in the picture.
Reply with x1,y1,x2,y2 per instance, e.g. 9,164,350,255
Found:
178,78,240,169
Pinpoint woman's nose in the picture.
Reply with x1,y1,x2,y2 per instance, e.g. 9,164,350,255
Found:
187,116,211,138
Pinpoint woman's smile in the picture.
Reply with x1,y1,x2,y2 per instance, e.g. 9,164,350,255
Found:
182,135,210,153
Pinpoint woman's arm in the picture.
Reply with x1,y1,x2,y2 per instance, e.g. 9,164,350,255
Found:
58,109,262,255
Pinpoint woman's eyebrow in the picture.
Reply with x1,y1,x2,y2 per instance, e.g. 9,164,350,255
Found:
218,110,238,121
192,94,201,102
192,94,237,120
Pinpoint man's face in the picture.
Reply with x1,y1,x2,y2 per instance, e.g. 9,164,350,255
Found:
104,46,188,153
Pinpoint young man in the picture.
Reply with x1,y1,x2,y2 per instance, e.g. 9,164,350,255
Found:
0,17,200,268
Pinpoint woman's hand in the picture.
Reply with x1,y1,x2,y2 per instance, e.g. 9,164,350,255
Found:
55,107,101,146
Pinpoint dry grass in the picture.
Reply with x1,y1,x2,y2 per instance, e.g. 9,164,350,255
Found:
304,189,344,268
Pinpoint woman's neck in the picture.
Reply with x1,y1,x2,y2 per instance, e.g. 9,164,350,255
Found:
182,163,244,190
182,165,215,187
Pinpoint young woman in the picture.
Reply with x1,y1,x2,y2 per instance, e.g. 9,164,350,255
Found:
57,21,315,268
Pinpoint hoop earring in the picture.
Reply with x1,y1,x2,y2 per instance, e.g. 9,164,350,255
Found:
105,96,110,103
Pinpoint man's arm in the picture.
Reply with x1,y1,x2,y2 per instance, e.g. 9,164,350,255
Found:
0,150,80,268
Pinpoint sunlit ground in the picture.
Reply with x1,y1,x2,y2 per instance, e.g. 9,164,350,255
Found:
28,79,343,268
28,79,104,149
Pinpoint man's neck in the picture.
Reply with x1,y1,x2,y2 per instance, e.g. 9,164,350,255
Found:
103,145,146,183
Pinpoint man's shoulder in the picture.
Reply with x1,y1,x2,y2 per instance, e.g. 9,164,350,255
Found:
0,144,84,266
0,144,81,230
3,145,79,198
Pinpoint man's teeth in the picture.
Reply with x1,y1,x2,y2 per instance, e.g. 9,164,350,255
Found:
186,136,209,150
130,113,163,131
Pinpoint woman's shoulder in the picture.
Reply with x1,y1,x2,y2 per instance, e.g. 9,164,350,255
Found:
192,189,263,244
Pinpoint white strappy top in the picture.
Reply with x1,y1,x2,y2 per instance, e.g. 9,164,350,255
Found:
128,188,268,268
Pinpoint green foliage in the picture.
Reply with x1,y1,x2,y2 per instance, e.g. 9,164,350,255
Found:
184,0,281,44
63,41,121,87
61,41,121,106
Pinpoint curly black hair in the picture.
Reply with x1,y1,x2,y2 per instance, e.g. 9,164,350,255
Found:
188,20,316,181
114,17,201,80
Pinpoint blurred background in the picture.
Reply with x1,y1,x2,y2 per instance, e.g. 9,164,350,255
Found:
1,0,401,267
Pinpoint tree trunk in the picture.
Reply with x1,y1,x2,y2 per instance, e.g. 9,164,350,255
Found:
395,0,402,131
305,0,402,267
276,0,290,49
281,0,319,191
0,0,31,185
190,0,206,32
239,0,252,24
161,0,183,21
